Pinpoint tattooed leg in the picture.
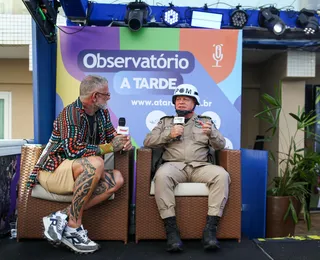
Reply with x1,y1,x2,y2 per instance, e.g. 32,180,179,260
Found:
59,169,124,216
60,170,122,213
60,205,71,216
68,157,103,228
84,169,124,210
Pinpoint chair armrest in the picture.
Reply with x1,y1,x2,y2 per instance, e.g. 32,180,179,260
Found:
217,149,241,172
114,148,135,182
136,148,153,197
18,145,44,235
18,145,44,196
136,147,152,183
217,149,241,208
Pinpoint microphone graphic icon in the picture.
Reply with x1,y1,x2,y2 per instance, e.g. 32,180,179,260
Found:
212,44,223,68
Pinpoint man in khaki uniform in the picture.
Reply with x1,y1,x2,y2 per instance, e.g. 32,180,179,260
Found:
143,84,230,252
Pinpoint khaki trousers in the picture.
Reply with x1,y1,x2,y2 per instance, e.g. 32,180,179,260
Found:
154,162,231,219
38,159,75,195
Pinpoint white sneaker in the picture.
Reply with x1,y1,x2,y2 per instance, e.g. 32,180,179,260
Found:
42,211,68,245
61,225,100,254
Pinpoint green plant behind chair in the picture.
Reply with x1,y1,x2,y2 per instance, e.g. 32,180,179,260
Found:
255,86,320,230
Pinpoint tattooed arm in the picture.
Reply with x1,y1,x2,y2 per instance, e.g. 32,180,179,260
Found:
98,135,127,155
110,135,127,152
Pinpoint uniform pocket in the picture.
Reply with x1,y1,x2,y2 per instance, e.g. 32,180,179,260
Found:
192,127,209,144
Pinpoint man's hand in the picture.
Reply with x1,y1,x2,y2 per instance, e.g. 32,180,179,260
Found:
197,120,212,137
170,125,184,138
122,135,133,151
111,135,127,152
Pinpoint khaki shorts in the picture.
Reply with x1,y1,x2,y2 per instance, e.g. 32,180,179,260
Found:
38,159,75,195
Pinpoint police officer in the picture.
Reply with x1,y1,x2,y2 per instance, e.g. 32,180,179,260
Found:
143,84,230,252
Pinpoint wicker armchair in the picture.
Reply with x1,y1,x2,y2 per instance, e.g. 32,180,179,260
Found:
135,148,241,243
17,144,134,243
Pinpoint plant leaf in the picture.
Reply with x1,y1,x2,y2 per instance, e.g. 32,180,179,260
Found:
262,93,279,107
290,199,298,224
269,152,275,162
289,113,301,122
283,203,291,221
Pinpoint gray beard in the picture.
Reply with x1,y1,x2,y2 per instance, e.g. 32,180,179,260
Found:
96,102,108,110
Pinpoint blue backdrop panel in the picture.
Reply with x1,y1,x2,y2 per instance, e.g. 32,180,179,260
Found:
32,22,57,144
241,148,268,239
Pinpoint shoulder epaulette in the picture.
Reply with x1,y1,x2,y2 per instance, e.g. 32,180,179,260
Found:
198,115,212,120
160,116,174,120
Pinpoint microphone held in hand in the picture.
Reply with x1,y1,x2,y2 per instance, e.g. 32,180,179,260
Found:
117,117,129,154
117,117,129,135
173,116,185,141
174,117,185,125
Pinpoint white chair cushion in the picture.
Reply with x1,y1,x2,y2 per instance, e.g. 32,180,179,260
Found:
104,153,114,169
150,181,209,196
31,184,115,202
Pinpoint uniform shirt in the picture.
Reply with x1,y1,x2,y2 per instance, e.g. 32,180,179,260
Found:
27,98,116,188
143,113,226,169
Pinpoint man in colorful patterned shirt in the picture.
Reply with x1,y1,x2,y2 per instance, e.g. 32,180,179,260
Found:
27,75,132,254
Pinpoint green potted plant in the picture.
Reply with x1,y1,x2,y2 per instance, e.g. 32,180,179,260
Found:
255,87,320,237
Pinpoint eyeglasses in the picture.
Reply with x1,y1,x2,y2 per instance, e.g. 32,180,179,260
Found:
95,92,111,97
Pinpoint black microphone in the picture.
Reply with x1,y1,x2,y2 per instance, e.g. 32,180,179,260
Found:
117,117,129,135
119,117,126,127
173,116,185,141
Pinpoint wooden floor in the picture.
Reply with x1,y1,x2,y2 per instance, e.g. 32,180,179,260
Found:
295,212,320,236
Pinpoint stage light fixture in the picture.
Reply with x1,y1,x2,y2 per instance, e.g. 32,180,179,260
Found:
124,1,149,32
297,9,319,35
22,0,59,43
258,7,286,36
230,8,248,29
162,5,180,26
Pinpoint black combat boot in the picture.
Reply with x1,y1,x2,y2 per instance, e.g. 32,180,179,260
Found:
202,215,220,250
163,216,183,252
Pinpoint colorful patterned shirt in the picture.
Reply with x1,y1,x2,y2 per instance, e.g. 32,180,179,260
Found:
27,98,116,188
